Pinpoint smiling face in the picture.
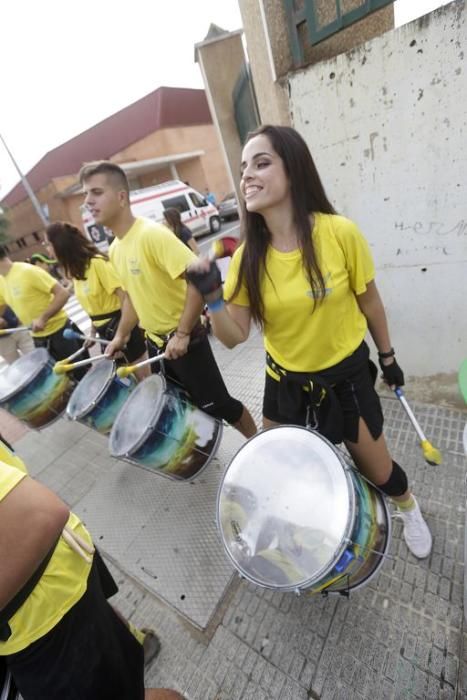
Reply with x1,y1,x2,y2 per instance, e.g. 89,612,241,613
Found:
82,173,127,228
240,134,291,216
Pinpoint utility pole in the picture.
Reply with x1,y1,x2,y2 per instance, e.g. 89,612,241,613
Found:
0,132,49,226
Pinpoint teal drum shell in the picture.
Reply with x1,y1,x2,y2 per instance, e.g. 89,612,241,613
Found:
0,348,74,429
109,374,223,481
217,426,391,596
66,360,136,435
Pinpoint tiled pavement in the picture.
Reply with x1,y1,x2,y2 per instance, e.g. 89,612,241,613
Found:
2,329,466,699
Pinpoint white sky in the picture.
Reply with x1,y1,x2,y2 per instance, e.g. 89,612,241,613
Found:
0,0,452,198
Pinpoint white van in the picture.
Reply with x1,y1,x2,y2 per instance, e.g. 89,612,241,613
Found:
82,180,221,250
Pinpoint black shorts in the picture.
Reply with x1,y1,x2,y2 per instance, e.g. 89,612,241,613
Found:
263,342,384,443
33,320,90,381
6,553,144,700
147,334,243,425
96,316,146,363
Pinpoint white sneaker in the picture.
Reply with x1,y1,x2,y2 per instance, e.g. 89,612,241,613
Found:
395,496,432,559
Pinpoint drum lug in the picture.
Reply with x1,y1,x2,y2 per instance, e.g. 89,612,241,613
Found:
294,588,301,597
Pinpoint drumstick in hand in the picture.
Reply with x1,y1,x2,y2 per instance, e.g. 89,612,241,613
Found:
116,353,165,378
53,354,109,374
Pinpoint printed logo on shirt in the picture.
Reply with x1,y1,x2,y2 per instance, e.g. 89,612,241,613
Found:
128,258,141,275
11,286,23,298
83,283,90,295
306,273,332,299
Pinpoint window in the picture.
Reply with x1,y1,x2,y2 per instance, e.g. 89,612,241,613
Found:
284,0,393,62
162,195,190,213
32,232,41,242
16,237,27,249
188,192,207,208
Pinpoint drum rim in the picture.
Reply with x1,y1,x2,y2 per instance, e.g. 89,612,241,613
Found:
0,347,52,401
109,374,167,457
216,424,356,592
66,360,116,419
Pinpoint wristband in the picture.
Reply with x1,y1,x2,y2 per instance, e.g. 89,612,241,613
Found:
206,298,225,313
378,348,395,359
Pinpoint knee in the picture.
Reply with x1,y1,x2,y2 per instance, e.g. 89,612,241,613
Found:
376,460,408,497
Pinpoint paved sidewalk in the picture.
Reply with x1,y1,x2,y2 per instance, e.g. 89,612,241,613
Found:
3,331,466,699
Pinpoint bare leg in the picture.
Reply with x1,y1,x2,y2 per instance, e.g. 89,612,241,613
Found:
345,418,410,501
233,405,257,438
133,352,151,382
262,416,280,430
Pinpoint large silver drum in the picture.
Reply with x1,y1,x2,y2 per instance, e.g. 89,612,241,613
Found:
217,426,391,595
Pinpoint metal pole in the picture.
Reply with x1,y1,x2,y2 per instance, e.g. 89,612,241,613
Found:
0,132,49,226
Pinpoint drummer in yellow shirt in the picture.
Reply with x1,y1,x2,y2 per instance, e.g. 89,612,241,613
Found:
0,246,89,377
0,438,184,700
79,161,256,438
46,222,148,380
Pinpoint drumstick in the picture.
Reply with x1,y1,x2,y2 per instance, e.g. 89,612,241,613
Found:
116,352,165,378
0,325,32,335
63,327,111,345
64,525,95,554
62,527,94,563
53,353,108,374
59,345,88,364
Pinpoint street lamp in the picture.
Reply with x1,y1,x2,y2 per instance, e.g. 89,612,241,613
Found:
0,132,49,226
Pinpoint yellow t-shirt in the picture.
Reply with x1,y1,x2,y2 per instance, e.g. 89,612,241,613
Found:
224,214,375,373
109,217,197,344
73,256,121,328
0,460,93,655
0,439,27,474
0,262,67,337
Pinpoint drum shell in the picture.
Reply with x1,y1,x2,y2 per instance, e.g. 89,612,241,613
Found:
0,351,73,429
217,426,391,595
109,376,222,481
66,362,136,435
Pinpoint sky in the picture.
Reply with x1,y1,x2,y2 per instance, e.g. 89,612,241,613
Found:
0,0,452,199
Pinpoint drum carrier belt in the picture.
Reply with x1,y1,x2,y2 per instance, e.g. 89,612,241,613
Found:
0,538,59,642
89,310,121,322
266,353,344,444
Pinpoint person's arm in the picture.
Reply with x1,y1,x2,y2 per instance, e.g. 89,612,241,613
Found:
356,280,392,353
356,279,404,388
31,282,69,332
105,290,138,357
0,476,70,610
187,238,199,255
164,282,204,360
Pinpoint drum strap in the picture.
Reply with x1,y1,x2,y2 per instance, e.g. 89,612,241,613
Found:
266,353,344,443
0,539,59,642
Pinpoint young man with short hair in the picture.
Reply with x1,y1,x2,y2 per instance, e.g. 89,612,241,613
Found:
79,162,256,438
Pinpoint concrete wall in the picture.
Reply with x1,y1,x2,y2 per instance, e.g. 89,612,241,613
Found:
289,1,466,403
195,32,246,200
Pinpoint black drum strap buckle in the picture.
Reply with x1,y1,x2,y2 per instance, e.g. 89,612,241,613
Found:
305,404,318,430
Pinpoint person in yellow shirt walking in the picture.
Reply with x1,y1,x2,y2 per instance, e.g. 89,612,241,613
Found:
45,221,148,380
0,437,184,700
0,247,89,378
187,125,432,561
79,161,256,438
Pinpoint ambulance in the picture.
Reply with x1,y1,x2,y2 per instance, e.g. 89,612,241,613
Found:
82,180,221,251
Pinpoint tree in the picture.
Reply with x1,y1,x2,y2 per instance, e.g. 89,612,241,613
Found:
0,208,10,245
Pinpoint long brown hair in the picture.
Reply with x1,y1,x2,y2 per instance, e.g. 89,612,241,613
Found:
163,207,183,237
230,125,336,327
46,221,106,280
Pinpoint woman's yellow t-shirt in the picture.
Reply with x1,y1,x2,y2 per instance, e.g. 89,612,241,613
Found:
224,214,375,373
0,263,67,337
73,256,121,328
0,458,93,655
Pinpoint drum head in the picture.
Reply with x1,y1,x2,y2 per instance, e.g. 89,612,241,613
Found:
218,426,354,591
66,360,114,419
0,348,50,401
109,374,166,456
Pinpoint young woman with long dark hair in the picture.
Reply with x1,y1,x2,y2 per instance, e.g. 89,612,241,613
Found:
187,125,431,559
163,208,199,254
46,222,148,378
